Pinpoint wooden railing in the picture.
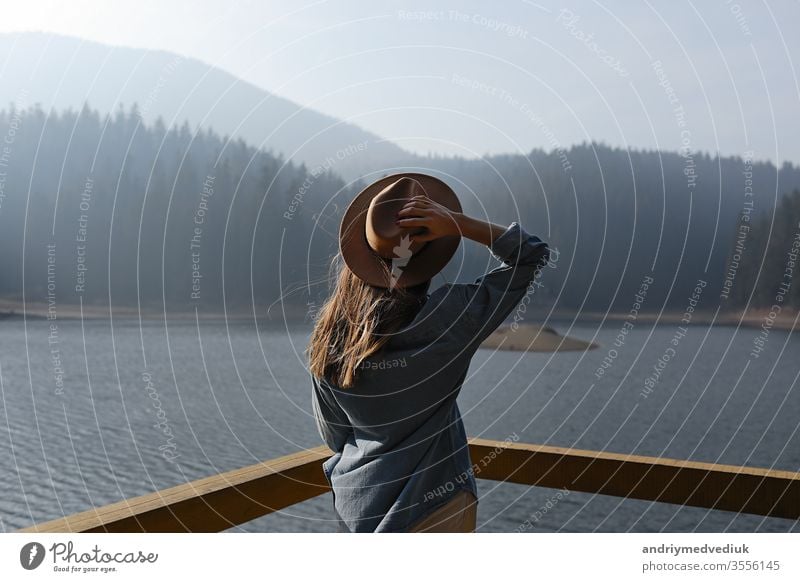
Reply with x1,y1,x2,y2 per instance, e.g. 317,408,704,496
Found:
19,438,800,532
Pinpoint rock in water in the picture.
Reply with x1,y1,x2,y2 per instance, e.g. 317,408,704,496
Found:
480,323,597,352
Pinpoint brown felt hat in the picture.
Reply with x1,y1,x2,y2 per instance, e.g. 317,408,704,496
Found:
339,172,462,289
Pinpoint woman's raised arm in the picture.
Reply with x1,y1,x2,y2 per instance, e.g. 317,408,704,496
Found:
397,196,550,349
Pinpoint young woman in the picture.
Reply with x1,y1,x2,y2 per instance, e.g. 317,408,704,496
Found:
307,173,550,532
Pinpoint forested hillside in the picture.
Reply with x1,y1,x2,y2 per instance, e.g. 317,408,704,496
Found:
1,104,798,316
429,145,800,312
723,189,800,309
0,104,352,313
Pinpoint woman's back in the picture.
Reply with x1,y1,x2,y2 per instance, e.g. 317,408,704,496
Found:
312,222,550,532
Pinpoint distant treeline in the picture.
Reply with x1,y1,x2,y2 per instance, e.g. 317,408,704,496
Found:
0,103,799,316
722,189,800,309
0,103,353,313
429,143,800,313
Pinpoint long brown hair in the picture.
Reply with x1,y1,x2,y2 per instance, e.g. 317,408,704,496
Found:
307,255,429,388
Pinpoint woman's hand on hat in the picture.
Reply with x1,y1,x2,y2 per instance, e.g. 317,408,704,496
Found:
395,195,462,242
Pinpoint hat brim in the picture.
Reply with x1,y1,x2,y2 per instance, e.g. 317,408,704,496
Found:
339,172,462,288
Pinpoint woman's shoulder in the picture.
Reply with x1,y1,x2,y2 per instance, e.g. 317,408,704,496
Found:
387,284,473,346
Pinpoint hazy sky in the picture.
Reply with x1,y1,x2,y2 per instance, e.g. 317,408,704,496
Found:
2,0,798,163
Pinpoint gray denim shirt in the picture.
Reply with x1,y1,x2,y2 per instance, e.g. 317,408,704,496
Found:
311,222,550,532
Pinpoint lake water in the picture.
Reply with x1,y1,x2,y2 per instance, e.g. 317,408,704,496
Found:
1,316,798,533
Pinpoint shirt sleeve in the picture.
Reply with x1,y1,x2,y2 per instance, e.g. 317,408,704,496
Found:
311,375,353,452
430,222,550,348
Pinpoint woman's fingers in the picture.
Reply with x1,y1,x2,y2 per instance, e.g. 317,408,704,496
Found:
395,216,430,228
401,198,429,208
399,198,430,211
397,204,432,217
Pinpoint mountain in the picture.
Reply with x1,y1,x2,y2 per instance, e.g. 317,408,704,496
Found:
0,31,417,180
3,31,800,315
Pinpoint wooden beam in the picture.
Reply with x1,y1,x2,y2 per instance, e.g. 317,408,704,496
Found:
19,446,332,533
18,439,800,532
468,437,800,520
